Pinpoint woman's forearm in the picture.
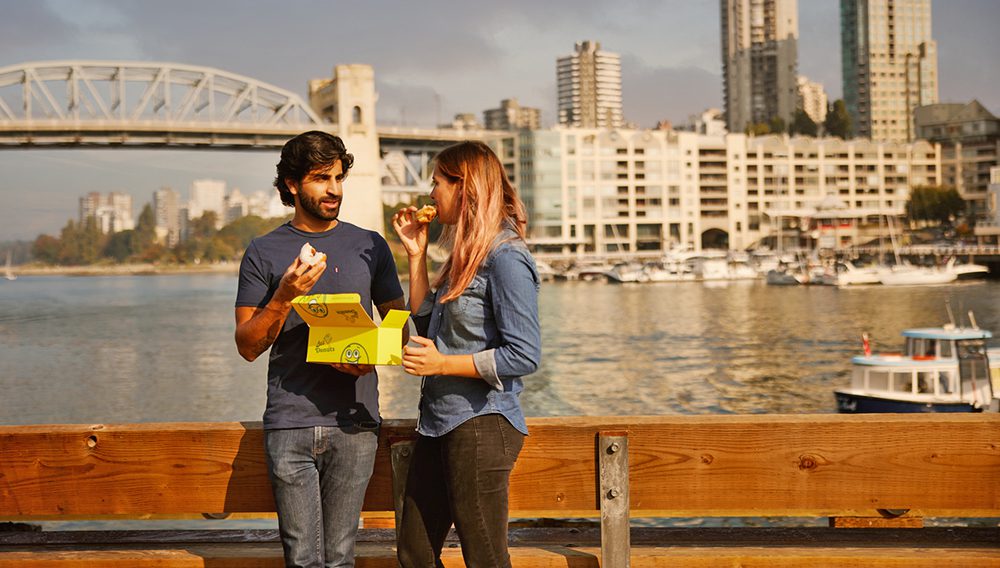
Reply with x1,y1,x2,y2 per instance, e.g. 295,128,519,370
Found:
442,353,480,378
408,253,430,314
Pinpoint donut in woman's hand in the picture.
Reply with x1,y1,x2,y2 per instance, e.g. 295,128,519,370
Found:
415,205,437,224
299,242,326,266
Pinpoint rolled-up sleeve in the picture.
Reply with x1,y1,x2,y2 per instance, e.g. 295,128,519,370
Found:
475,247,541,388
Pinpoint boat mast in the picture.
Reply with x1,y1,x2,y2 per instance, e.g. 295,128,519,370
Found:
886,214,902,266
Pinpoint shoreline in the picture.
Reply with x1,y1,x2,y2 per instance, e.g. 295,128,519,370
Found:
11,262,240,277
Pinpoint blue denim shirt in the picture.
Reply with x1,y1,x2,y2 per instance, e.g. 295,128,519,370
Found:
414,231,541,437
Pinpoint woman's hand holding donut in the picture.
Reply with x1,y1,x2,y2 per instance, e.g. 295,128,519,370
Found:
392,206,429,258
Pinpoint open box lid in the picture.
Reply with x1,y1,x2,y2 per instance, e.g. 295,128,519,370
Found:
291,293,376,328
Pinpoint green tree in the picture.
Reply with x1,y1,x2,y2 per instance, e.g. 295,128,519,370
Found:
103,230,137,262
824,99,853,139
188,211,219,240
32,234,60,264
906,185,965,226
767,116,786,134
205,236,239,261
218,214,290,254
790,109,818,137
55,218,105,265
132,204,158,258
745,122,771,136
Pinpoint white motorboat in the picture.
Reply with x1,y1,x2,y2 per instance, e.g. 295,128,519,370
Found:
835,262,881,286
559,261,616,281
836,321,1000,413
605,261,649,283
691,257,759,281
950,262,990,280
535,260,557,282
878,259,958,286
765,259,808,285
642,260,696,282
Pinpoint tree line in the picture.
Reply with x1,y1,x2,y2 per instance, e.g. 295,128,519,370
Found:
25,201,433,267
31,204,291,266
745,99,853,138
16,183,966,267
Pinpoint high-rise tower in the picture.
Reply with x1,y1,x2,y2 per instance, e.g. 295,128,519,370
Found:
557,41,623,128
841,0,938,142
721,0,799,134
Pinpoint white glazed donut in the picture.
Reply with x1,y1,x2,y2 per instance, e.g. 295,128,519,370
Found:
299,243,326,266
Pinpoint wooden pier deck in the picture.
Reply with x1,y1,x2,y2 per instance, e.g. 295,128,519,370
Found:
1,415,998,566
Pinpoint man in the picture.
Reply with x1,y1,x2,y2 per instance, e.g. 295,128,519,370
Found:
235,130,406,567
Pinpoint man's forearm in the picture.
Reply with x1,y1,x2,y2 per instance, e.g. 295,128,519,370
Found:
235,299,292,361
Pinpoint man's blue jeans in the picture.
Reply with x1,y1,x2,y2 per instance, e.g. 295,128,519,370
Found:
264,424,379,568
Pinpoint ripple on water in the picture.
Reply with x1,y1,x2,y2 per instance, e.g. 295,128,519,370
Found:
0,276,998,424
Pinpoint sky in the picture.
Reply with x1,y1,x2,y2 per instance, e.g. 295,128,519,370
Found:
1,0,998,241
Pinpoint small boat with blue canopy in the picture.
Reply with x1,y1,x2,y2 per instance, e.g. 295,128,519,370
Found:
835,322,1000,413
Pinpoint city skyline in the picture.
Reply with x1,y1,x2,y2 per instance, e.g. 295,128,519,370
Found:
1,0,998,241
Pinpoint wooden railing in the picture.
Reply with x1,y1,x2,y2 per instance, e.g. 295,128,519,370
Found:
1,415,998,567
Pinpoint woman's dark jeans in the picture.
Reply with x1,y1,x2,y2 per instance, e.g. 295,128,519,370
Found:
397,413,525,568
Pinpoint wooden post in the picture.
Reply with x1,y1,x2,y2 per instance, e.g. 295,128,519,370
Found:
390,440,415,531
599,431,630,568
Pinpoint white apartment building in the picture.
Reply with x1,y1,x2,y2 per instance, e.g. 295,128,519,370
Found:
224,188,249,225
841,0,939,142
516,128,940,256
484,98,542,131
797,76,828,125
152,187,181,247
681,109,728,136
974,166,1000,244
188,179,227,228
247,190,288,219
79,191,134,233
557,41,624,129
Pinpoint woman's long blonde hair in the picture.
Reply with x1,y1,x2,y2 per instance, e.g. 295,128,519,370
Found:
433,141,527,303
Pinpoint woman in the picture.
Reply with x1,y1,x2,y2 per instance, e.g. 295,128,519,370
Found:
391,141,541,567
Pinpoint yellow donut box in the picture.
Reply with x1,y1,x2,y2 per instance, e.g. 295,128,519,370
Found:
291,293,409,366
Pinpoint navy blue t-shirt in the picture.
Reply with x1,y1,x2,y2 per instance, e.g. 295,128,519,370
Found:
236,221,403,430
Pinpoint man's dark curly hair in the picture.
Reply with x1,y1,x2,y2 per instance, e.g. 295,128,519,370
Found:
273,131,355,206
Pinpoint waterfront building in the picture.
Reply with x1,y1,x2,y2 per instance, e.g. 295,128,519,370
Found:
741,134,939,249
308,64,383,232
679,109,728,136
484,98,541,131
556,41,623,129
797,76,828,126
975,167,1000,244
187,179,226,229
152,187,181,247
515,127,940,257
247,190,287,219
79,191,134,234
841,0,939,142
224,188,249,225
914,100,999,218
720,0,799,134
440,113,483,131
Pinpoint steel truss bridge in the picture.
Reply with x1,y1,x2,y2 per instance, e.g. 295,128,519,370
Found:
0,61,504,199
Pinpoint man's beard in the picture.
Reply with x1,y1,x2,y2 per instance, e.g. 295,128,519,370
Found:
299,193,341,221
